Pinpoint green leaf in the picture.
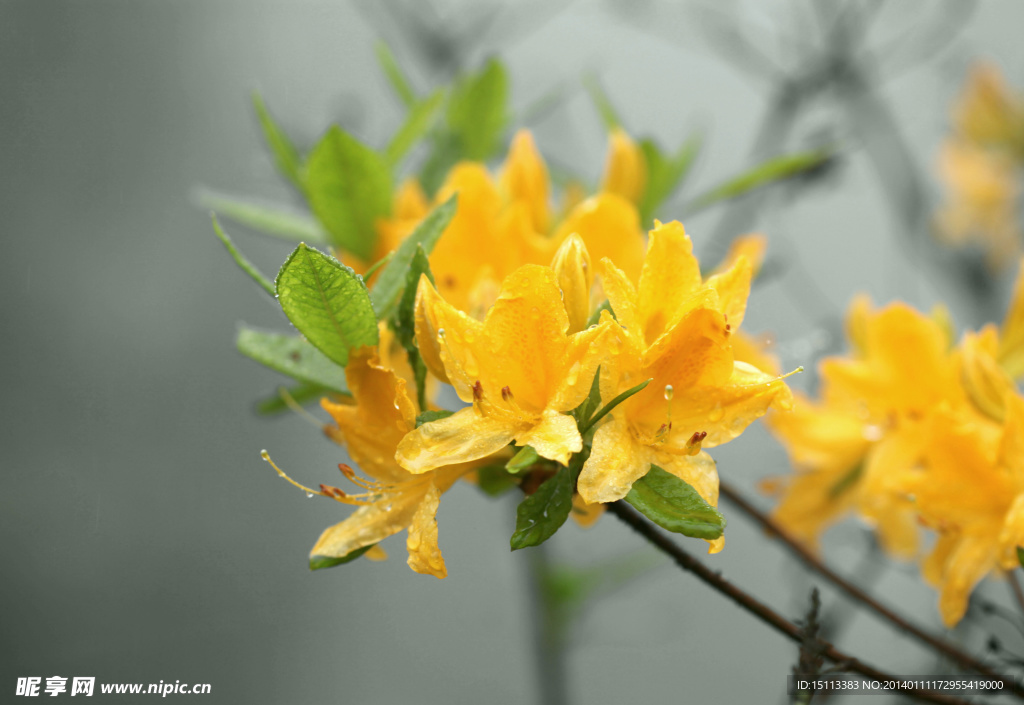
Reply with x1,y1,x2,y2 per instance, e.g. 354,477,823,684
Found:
386,89,445,167
584,74,622,130
572,368,603,430
275,243,379,368
236,326,349,393
579,378,652,436
211,215,275,296
1017,546,1024,569
394,245,435,347
685,148,832,215
624,465,725,539
394,245,435,411
510,466,573,551
310,545,375,571
506,446,539,474
828,462,864,500
375,42,416,108
255,383,343,415
476,464,519,497
199,189,327,245
304,126,392,261
585,300,614,329
447,58,508,160
370,195,456,319
638,134,701,225
252,93,304,190
415,409,454,427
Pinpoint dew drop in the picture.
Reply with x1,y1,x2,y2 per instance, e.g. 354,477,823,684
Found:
305,492,314,498
663,385,674,401
437,328,446,339
587,324,598,330
862,425,884,442
708,404,724,422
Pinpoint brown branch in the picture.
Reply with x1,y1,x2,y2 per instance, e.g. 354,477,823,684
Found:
608,501,984,705
718,480,1023,697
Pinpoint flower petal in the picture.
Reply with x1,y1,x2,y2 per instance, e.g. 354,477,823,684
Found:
937,532,1000,627
599,257,639,334
310,492,421,560
514,409,582,466
998,258,1024,378
414,275,484,399
499,130,550,233
396,406,519,474
571,494,606,528
556,194,646,285
550,233,593,335
636,221,702,344
704,255,752,331
550,319,617,412
600,128,647,205
406,481,447,578
578,417,650,504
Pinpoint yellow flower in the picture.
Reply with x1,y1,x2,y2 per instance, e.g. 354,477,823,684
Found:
375,129,648,316
954,62,1024,153
576,221,793,552
310,347,473,578
935,139,1021,270
600,128,648,206
902,393,1024,626
768,298,979,558
396,264,615,472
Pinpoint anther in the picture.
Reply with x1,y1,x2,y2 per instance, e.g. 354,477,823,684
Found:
501,385,514,402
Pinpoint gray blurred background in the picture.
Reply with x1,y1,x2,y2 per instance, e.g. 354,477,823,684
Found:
3,1,1024,703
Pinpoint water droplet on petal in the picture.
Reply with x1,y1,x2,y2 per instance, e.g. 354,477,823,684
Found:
305,492,314,498
663,385,674,401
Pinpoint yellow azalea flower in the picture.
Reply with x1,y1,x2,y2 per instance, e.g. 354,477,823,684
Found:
936,139,1022,270
600,128,648,206
375,129,647,317
901,393,1024,626
310,347,476,578
954,62,1024,153
768,298,983,558
577,221,793,553
397,264,615,472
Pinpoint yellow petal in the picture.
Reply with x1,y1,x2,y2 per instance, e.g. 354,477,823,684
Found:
578,417,650,503
365,544,388,561
713,233,767,277
500,130,550,233
598,257,639,334
636,221,703,344
997,494,1024,569
998,258,1024,378
704,255,752,331
414,275,484,398
571,494,606,528
655,449,720,507
555,195,646,285
549,319,618,412
514,409,582,466
310,493,421,560
394,177,429,219
550,233,593,334
730,330,781,376
600,128,647,205
937,532,999,627
396,406,519,474
476,265,570,413
322,347,417,484
771,467,860,552
406,481,447,578
922,532,959,588
961,327,1015,422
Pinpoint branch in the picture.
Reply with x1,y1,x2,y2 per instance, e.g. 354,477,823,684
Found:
718,480,1024,697
608,501,985,705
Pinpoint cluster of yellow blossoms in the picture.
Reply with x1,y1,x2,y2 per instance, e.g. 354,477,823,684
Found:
937,63,1024,269
308,129,793,578
768,264,1024,626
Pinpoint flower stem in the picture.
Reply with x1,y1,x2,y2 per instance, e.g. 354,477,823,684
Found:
718,480,1023,697
608,500,994,705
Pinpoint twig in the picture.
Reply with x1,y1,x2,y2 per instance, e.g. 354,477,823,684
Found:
608,501,985,705
718,480,1023,697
